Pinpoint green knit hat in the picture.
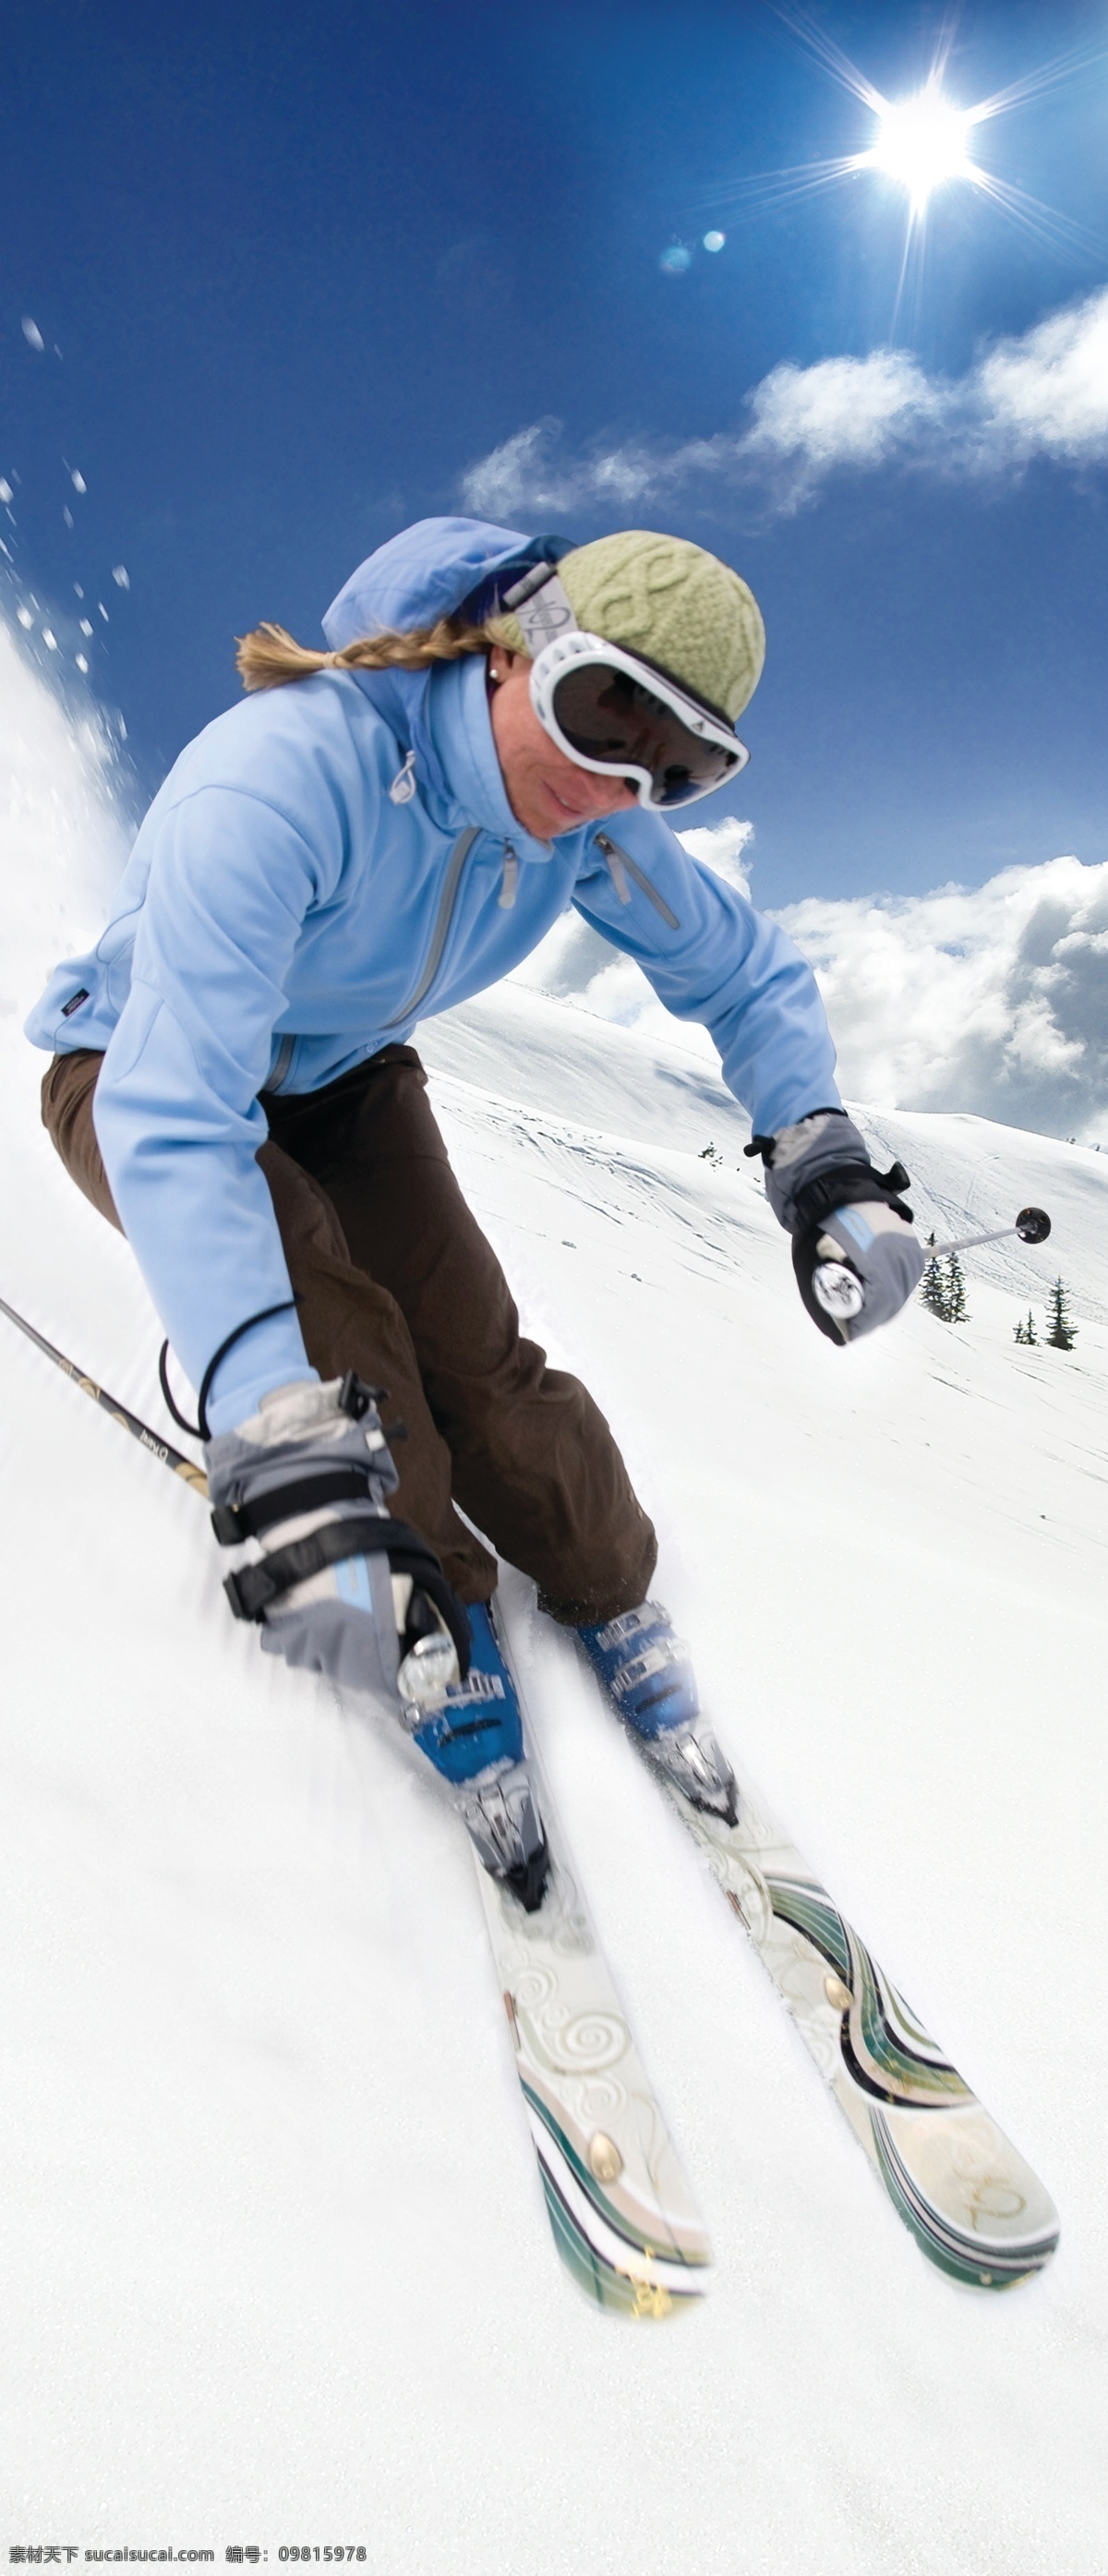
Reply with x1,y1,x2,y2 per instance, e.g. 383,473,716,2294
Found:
498,529,765,722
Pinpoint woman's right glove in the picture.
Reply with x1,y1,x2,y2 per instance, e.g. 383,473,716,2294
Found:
746,1110,926,1344
205,1374,470,1705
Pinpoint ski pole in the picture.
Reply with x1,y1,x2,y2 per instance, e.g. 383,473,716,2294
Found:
924,1206,1052,1259
813,1205,1053,1328
0,1291,208,1495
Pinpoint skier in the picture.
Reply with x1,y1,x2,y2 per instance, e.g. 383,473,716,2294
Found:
28,517,923,1906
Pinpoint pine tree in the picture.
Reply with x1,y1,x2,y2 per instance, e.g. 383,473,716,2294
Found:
945,1252,969,1324
921,1251,969,1325
1013,1309,1038,1346
921,1257,950,1320
1045,1277,1078,1351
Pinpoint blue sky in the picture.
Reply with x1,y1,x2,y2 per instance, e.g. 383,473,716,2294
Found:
2,0,1106,906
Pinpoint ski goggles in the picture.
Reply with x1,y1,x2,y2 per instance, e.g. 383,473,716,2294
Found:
500,565,750,812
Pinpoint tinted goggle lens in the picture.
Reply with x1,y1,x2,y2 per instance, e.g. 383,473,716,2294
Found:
550,663,741,808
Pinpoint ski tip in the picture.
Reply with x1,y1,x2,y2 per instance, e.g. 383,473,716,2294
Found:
528,2099,712,2318
544,2185,713,2319
871,2110,1061,2291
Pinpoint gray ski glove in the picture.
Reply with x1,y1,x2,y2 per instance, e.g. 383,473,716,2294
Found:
746,1111,925,1344
205,1373,470,1703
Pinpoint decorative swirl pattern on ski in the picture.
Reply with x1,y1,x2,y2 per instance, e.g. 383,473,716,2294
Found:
656,1769,1059,2287
471,1644,713,2316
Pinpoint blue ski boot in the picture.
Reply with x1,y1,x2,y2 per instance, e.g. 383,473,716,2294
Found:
577,1603,737,1823
402,1599,549,1910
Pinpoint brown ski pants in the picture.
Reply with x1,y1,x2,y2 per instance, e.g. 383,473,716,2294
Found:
41,1043,656,1622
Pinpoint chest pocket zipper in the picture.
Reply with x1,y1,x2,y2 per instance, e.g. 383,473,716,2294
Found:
498,843,518,909
383,825,481,1029
596,833,680,929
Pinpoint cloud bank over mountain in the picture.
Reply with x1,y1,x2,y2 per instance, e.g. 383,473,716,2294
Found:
781,855,1108,1138
463,285,1108,522
512,835,1108,1144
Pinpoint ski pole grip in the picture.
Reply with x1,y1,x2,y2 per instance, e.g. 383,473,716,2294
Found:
813,1260,865,1324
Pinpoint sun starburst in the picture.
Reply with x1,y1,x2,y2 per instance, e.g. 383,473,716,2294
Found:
862,85,975,211
697,7,1108,326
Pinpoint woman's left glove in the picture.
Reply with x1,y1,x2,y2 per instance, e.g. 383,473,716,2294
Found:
747,1110,925,1345
205,1373,470,1701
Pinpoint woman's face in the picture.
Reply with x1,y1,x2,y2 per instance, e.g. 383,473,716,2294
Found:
488,650,636,841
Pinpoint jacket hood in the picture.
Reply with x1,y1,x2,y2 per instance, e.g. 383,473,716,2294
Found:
320,514,574,830
322,515,543,646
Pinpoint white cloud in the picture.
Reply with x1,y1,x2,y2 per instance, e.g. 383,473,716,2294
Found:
742,349,938,489
462,420,675,521
779,856,1108,1137
461,285,1108,520
974,291,1108,463
512,837,1108,1142
678,814,753,895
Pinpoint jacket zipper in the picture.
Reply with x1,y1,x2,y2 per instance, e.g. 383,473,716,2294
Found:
269,825,673,1077
595,833,680,929
382,825,481,1029
268,1032,296,1091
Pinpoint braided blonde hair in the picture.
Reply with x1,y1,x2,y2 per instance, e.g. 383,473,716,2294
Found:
235,612,519,692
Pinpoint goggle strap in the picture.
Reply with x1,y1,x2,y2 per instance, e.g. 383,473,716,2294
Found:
505,571,737,743
500,566,579,656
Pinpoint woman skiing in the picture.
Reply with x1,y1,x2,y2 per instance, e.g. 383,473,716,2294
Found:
28,516,923,1907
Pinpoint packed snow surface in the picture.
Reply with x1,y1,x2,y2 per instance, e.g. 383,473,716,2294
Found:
2,638,1107,2570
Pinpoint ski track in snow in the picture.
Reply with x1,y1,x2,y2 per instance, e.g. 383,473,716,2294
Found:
2,641,1108,2570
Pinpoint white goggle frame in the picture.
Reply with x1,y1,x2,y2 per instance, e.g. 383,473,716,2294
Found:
501,566,749,813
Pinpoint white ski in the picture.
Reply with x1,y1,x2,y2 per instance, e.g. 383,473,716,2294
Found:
653,1759,1059,2289
475,1619,712,2317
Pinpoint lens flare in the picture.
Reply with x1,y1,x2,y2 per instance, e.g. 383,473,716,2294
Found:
864,88,974,208
698,15,1108,324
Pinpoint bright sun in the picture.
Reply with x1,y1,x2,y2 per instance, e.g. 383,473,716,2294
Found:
865,89,975,209
709,27,1100,322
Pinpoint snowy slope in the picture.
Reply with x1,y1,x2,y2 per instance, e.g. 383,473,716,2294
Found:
427,982,1108,1317
2,645,1108,2571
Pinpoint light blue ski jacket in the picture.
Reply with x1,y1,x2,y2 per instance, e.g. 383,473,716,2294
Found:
27,515,841,1432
